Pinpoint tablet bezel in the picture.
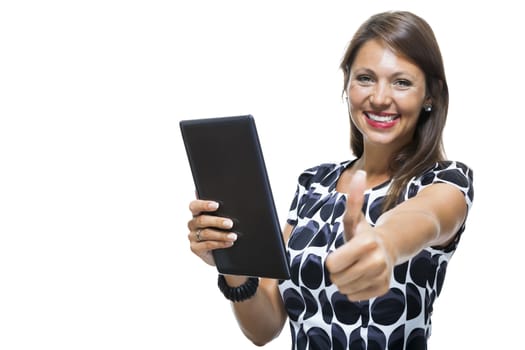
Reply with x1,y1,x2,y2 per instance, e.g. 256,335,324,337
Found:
179,115,290,280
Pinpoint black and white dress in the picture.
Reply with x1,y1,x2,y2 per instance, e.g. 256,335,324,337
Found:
278,159,474,350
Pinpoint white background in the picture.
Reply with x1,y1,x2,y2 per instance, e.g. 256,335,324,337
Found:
1,0,523,349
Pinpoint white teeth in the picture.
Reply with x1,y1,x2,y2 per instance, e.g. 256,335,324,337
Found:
367,113,396,122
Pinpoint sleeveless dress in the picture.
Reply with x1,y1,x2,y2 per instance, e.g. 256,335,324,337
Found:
277,159,474,350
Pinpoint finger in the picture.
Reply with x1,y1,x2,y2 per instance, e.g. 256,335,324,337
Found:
344,283,390,302
189,237,235,259
343,170,366,241
188,199,219,217
330,260,389,298
188,211,234,230
325,232,377,273
329,241,382,279
188,228,238,245
195,228,203,242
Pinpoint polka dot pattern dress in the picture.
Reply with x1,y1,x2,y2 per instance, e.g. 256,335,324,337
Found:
278,159,474,350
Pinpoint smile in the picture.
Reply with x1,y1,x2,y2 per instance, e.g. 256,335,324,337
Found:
364,112,400,129
365,112,399,122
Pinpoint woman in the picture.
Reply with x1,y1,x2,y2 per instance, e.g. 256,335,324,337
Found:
186,10,474,349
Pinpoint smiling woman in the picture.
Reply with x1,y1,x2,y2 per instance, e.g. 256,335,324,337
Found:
3,0,522,349
185,10,474,350
346,38,429,149
340,11,451,213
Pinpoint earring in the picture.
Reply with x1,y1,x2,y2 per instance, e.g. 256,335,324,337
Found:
423,104,432,112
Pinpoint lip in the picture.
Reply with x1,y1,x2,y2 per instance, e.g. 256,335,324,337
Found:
364,112,400,129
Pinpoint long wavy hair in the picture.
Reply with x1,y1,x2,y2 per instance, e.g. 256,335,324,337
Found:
340,11,449,211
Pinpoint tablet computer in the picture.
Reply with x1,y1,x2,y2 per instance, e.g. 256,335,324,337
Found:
179,115,290,279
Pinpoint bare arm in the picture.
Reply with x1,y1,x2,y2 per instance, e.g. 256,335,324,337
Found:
187,200,291,346
225,223,293,345
325,171,468,301
375,183,467,263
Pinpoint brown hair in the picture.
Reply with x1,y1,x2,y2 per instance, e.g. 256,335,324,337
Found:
340,11,448,211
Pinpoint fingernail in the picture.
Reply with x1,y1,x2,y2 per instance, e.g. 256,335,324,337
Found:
223,219,233,228
226,233,238,241
208,201,219,210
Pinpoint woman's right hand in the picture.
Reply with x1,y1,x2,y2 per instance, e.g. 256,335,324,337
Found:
187,199,238,266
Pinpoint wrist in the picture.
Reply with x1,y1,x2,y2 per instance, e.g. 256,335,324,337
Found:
375,228,399,266
218,274,259,302
224,274,250,287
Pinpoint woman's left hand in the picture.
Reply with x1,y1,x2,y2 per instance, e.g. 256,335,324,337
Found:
325,170,396,301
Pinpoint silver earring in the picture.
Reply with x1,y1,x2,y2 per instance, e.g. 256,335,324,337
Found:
424,105,432,112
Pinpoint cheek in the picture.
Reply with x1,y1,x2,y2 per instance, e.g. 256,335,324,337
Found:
347,90,367,125
405,102,424,117
348,84,368,102
347,99,360,120
347,93,367,116
391,92,424,114
347,103,365,133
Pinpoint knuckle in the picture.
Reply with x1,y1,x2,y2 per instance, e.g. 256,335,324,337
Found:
364,237,379,250
194,216,205,227
382,271,391,285
188,200,199,214
375,275,390,295
372,255,387,272
379,284,390,297
325,256,334,272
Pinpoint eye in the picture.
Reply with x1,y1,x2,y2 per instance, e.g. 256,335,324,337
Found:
356,75,374,85
394,79,412,88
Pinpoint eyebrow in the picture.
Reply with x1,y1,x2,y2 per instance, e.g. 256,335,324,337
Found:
351,67,418,80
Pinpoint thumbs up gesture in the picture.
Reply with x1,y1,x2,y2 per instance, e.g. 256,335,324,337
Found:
342,170,367,242
325,170,395,301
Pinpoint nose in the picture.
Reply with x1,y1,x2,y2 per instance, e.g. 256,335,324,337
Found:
370,82,392,107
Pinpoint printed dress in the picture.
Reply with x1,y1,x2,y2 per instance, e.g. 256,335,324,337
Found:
277,159,474,350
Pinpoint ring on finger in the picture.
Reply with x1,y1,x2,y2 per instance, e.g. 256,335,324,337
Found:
196,229,202,242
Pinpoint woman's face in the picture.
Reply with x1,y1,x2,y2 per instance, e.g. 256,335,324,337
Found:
347,38,429,152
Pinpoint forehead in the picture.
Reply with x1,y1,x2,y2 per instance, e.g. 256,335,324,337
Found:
351,39,424,78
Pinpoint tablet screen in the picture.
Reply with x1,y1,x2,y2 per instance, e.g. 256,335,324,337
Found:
180,115,290,279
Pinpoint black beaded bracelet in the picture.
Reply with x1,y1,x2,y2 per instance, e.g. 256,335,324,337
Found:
217,274,259,302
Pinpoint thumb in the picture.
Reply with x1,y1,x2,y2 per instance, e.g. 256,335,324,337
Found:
343,170,366,242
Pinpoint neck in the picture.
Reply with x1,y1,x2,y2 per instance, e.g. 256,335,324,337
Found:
354,149,392,177
348,145,396,189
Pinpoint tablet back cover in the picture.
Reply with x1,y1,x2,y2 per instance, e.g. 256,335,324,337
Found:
180,115,290,279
